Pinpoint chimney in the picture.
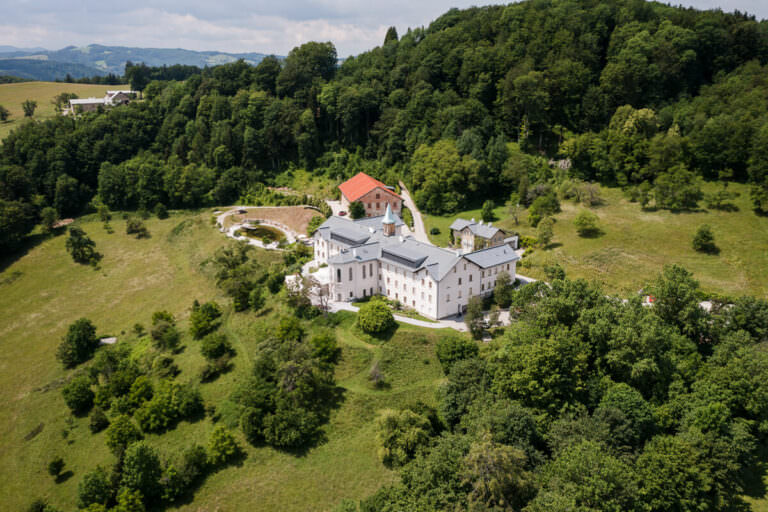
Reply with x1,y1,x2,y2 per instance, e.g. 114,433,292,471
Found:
353,249,358,257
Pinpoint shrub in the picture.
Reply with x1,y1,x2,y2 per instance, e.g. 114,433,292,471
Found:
310,329,340,364
481,200,495,222
126,217,149,238
189,301,222,339
349,201,366,219
48,456,64,477
89,407,110,433
77,466,113,509
121,442,162,501
56,317,99,368
262,405,320,448
41,206,58,234
537,217,554,247
207,426,242,466
429,227,440,235
134,383,203,433
573,210,600,237
436,335,479,374
357,299,395,335
200,333,234,361
375,408,432,467
105,415,143,456
692,224,717,253
528,194,560,226
62,375,94,415
249,286,266,311
150,321,180,351
65,226,100,264
154,203,169,219
493,271,515,308
307,215,324,235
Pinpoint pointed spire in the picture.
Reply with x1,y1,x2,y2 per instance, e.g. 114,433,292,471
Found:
382,203,396,225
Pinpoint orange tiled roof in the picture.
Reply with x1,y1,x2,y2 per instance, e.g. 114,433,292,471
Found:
338,172,401,202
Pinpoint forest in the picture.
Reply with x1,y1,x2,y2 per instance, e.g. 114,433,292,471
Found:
338,264,768,511
2,0,768,251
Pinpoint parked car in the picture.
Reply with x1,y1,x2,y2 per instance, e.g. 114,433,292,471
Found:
339,211,347,216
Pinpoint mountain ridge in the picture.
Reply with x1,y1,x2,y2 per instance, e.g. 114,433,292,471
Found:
0,43,277,79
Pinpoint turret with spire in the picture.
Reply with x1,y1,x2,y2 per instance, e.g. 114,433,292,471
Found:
382,203,396,236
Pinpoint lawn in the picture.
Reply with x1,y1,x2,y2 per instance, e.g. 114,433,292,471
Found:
424,183,768,298
0,211,455,511
0,81,131,141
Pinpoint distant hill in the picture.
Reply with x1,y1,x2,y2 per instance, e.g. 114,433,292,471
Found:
0,58,104,81
0,45,48,54
0,44,274,79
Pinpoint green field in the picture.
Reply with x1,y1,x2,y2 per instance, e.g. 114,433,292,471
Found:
0,211,452,511
425,182,768,298
0,81,131,141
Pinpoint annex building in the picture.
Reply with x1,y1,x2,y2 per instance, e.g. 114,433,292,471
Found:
312,205,519,320
338,172,403,217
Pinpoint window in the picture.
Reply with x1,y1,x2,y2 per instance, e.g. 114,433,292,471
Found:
429,295,432,302
376,202,380,209
429,281,432,289
421,278,424,286
453,267,456,273
458,290,462,298
506,264,510,270
363,289,367,297
367,203,371,208
337,294,341,301
481,270,485,278
481,283,485,291
349,291,353,297
421,292,424,299
376,193,380,199
363,266,366,279
469,287,472,295
349,267,353,280
370,287,373,295
412,287,415,294
469,274,473,282
369,263,373,275
412,300,415,307
337,269,342,282
387,277,390,283
446,295,450,302
396,293,399,299
458,278,462,285
464,264,466,270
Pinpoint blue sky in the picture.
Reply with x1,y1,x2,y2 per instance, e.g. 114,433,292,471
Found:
1,1,766,56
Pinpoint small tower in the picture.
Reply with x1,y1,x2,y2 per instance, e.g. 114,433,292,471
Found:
382,203,396,237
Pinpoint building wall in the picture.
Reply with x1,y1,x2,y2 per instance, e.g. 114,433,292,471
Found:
456,228,506,253
341,187,402,217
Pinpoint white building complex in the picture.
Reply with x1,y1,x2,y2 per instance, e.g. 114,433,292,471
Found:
312,205,520,319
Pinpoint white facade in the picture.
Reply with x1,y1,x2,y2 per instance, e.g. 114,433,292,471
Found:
312,211,519,320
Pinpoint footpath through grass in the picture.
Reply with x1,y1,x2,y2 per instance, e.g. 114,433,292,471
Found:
0,81,131,141
424,183,768,298
0,210,453,511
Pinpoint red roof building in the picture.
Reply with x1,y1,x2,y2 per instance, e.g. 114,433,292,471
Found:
338,172,402,217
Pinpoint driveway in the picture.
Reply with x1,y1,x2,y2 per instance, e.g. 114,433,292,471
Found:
399,181,431,245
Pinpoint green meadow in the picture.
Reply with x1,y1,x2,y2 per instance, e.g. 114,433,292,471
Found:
0,211,453,511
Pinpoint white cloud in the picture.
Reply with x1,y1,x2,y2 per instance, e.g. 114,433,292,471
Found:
0,1,766,56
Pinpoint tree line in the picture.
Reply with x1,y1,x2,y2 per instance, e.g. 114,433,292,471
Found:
2,0,768,252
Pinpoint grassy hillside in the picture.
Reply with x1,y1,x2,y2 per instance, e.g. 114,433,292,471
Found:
0,81,130,141
0,211,451,511
425,182,768,298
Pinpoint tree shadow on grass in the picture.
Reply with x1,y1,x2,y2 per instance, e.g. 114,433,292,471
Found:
741,442,768,500
0,232,51,274
55,470,74,484
577,228,605,239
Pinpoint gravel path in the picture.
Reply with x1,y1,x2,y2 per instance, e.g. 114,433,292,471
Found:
398,181,431,245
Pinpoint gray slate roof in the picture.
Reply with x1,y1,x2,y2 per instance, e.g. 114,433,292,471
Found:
319,214,517,281
463,244,520,268
449,218,503,239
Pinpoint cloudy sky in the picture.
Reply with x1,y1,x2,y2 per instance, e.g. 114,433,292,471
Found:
1,0,766,57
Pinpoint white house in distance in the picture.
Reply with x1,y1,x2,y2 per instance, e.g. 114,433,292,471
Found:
338,172,403,217
68,90,137,113
312,205,519,319
450,218,518,253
